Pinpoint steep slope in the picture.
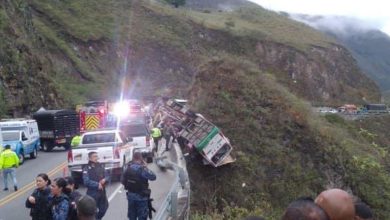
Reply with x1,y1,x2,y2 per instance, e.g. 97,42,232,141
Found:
291,14,390,96
189,57,390,219
0,0,380,117
0,1,387,218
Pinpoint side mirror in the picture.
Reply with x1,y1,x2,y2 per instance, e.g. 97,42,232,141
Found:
126,137,133,143
22,136,28,141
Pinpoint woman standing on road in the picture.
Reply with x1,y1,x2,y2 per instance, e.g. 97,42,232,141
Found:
49,178,70,220
25,173,52,220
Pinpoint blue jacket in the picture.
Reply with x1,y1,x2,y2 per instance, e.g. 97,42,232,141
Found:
122,163,156,200
129,163,156,181
49,194,69,220
82,162,110,198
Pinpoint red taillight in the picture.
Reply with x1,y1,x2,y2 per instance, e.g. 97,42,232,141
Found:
113,147,120,159
67,150,73,163
146,136,150,147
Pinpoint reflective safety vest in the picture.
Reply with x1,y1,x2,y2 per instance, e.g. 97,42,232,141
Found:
71,135,82,148
151,128,161,138
0,149,19,169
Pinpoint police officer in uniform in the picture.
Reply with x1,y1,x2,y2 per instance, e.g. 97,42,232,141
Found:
71,135,82,148
122,152,156,220
83,152,109,220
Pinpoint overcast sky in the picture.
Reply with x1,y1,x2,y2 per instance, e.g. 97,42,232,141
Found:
248,0,390,35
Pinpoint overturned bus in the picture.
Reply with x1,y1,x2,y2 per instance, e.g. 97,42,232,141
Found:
155,98,235,167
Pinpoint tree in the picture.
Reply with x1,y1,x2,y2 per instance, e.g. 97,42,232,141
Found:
164,0,186,8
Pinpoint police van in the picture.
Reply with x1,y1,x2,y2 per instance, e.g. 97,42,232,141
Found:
0,119,40,164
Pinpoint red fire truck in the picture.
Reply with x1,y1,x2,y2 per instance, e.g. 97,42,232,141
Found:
77,101,109,132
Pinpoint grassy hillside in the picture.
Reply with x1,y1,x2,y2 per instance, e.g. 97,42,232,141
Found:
0,0,379,116
188,57,390,219
0,0,387,219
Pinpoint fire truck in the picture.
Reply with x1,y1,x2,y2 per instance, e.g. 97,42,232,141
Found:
77,100,109,132
154,98,235,167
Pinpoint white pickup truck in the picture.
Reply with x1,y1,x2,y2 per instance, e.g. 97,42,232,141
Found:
67,129,135,182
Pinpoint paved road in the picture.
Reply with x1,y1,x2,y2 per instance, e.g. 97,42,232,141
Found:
0,148,175,220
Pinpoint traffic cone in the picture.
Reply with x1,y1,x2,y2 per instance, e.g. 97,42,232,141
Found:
62,166,69,177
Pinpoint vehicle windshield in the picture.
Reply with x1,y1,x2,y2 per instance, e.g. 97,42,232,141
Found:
82,133,116,144
120,124,148,137
2,127,24,131
3,132,20,141
211,144,231,165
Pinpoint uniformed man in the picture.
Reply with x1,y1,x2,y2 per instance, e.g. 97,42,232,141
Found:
0,145,19,191
71,135,82,148
83,152,109,220
150,127,162,152
121,152,156,220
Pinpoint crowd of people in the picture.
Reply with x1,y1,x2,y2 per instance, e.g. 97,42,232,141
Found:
20,151,156,220
243,188,373,220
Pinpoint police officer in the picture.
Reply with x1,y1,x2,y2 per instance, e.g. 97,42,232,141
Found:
151,127,162,152
0,145,19,191
122,152,156,220
71,135,82,148
83,152,109,220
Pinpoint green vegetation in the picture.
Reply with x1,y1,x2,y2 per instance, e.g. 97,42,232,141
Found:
1,0,389,218
188,56,390,219
147,3,335,51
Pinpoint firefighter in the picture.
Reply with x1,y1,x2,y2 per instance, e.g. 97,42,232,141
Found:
82,152,109,220
0,145,19,191
71,135,82,148
151,127,162,153
121,152,156,220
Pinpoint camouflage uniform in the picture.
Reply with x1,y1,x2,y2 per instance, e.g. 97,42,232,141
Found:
49,194,70,220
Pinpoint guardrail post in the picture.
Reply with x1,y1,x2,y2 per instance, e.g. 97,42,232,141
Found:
170,191,178,219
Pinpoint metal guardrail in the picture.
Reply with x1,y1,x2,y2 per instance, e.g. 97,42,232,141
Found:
154,142,190,220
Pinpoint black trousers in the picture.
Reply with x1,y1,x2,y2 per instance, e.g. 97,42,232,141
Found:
153,137,161,151
164,135,171,150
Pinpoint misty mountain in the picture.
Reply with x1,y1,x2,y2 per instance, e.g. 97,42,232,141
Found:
291,14,390,95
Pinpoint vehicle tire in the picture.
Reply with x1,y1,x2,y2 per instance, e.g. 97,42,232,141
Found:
30,148,38,159
19,152,25,165
42,141,53,152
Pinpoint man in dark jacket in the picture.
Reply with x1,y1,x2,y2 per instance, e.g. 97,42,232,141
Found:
162,122,174,151
83,152,110,220
121,152,156,220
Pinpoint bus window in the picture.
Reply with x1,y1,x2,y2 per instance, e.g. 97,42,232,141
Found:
211,144,231,164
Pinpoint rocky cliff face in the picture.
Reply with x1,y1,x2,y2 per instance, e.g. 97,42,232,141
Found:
0,0,381,117
255,42,379,105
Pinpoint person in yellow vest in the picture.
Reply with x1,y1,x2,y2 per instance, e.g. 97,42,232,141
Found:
151,127,162,152
0,145,19,191
71,135,82,148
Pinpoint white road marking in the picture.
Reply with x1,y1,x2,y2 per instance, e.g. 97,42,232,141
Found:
108,184,123,202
